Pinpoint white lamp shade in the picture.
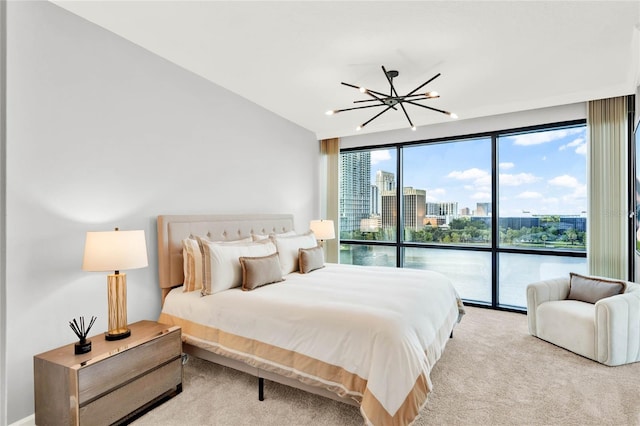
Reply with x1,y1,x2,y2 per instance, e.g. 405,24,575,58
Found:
82,229,148,272
309,220,335,240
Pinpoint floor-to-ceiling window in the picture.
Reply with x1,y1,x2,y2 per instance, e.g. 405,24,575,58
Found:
339,120,587,310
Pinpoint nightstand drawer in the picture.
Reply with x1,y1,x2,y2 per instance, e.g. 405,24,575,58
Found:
78,328,181,404
79,358,182,425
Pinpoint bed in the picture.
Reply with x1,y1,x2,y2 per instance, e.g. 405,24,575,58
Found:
156,214,464,425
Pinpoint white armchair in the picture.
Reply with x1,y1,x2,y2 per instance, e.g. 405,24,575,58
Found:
526,276,640,366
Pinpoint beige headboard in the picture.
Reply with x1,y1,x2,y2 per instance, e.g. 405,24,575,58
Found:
157,214,294,294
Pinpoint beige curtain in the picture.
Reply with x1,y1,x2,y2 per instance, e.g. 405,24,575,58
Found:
320,138,339,262
587,97,629,279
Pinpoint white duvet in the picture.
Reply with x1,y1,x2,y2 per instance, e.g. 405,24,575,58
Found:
160,263,463,425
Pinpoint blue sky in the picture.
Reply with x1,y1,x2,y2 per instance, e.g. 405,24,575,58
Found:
369,126,587,217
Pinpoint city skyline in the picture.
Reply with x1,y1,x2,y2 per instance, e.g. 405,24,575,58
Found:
368,126,587,217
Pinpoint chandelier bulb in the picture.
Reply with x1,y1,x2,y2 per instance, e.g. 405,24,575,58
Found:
411,126,417,131
449,112,458,119
325,110,335,116
356,126,362,131
359,87,367,93
426,91,439,98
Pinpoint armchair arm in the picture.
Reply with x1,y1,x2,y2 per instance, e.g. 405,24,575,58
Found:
526,277,570,336
595,290,640,366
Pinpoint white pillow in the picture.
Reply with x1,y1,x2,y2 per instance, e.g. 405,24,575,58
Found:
200,239,277,295
182,236,252,292
272,232,318,274
251,230,296,241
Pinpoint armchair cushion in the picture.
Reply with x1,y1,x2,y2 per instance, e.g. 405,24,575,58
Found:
567,272,626,304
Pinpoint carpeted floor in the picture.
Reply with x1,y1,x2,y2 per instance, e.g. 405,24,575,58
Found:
133,306,640,425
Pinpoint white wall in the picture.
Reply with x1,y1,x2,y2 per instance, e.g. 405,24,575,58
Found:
5,1,318,423
0,1,7,424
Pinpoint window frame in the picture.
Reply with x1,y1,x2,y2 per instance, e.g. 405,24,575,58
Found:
339,119,587,311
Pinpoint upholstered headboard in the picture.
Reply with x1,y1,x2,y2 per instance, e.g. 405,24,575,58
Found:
157,214,294,295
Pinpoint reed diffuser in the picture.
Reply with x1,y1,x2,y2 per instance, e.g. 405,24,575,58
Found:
69,316,96,354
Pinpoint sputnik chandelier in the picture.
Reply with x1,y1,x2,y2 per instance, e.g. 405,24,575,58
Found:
326,65,457,131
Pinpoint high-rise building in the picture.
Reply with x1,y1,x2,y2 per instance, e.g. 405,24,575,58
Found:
339,152,371,233
476,202,492,216
370,184,379,216
375,171,395,215
425,201,459,226
381,187,426,231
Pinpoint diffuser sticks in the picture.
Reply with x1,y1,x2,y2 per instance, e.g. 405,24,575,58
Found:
69,316,96,354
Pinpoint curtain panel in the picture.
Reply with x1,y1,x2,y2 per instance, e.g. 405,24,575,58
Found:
320,138,339,262
587,96,629,279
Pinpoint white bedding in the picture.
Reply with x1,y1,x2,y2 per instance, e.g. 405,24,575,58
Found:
159,263,464,425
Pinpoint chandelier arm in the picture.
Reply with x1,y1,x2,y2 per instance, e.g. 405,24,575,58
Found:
402,94,440,101
406,100,453,116
398,103,415,128
406,73,441,97
341,82,392,105
352,98,399,111
331,103,389,114
361,105,394,128
381,65,399,97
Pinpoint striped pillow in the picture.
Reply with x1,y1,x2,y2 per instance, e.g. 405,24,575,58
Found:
182,238,203,292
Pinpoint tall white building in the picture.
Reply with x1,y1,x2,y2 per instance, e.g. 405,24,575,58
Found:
339,151,371,233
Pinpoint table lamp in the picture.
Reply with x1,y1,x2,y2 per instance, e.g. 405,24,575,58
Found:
82,228,148,341
309,219,335,246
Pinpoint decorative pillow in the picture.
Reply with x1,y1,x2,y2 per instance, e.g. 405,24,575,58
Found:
239,252,285,291
271,231,318,275
251,230,296,241
299,245,324,274
182,237,203,292
200,239,277,295
182,236,252,292
567,272,626,304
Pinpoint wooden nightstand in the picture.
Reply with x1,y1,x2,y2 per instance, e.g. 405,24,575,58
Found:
34,320,182,426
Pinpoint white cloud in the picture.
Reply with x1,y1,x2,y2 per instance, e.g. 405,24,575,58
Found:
370,150,391,165
499,172,540,186
517,191,543,199
507,128,584,146
499,162,515,170
559,137,586,156
448,168,491,187
448,168,488,180
548,174,580,188
425,188,446,202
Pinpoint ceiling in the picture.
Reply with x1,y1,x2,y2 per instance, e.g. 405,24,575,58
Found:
51,1,640,140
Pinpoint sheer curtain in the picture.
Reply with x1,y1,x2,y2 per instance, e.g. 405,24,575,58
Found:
587,96,629,279
320,138,339,262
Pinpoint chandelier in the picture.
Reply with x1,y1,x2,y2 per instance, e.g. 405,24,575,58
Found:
326,65,457,131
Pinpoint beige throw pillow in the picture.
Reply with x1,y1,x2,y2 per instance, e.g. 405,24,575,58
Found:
239,253,285,291
299,246,324,274
567,272,626,304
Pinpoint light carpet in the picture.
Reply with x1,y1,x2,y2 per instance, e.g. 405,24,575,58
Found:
133,306,640,425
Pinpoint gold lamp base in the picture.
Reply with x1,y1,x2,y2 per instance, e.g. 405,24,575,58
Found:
106,272,130,341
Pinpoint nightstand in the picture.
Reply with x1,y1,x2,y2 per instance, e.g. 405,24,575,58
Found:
34,320,182,426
